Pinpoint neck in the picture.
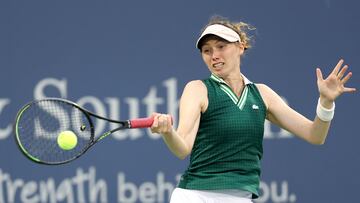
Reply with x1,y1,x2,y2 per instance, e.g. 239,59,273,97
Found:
223,73,245,97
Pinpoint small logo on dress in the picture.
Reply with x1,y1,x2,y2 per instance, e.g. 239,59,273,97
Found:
252,104,259,110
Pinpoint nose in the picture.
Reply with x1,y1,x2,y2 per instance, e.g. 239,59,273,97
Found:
211,49,220,61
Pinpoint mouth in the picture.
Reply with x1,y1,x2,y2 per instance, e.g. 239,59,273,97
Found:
212,62,224,69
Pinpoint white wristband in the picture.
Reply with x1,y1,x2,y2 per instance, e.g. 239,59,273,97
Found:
316,98,335,122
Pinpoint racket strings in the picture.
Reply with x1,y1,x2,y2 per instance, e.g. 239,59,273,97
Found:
16,100,93,164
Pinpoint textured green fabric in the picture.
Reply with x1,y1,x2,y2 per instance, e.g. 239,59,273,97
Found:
178,76,266,198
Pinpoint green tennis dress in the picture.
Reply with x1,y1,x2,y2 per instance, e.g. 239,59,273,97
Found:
178,74,266,198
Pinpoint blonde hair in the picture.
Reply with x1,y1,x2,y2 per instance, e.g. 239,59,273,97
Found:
201,15,255,50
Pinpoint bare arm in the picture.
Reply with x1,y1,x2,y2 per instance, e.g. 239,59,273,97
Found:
258,84,331,144
150,80,207,159
258,59,356,144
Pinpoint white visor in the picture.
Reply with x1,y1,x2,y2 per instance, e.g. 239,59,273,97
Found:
196,24,241,49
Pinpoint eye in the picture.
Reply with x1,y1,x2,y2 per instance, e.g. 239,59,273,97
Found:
217,43,227,50
201,48,211,54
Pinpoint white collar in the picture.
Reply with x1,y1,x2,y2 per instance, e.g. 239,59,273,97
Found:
210,73,252,85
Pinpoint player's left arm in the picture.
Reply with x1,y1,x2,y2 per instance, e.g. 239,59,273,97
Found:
257,59,356,144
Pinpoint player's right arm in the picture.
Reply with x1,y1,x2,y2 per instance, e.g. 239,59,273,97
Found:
151,80,208,159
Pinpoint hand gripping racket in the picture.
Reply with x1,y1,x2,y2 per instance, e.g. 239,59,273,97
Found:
14,98,154,165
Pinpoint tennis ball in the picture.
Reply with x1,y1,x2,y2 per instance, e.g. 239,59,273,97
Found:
57,130,78,150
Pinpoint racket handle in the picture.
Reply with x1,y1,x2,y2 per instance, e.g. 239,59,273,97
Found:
130,117,154,128
129,116,174,128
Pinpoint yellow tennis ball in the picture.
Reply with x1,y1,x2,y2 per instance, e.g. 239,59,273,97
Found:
57,130,78,150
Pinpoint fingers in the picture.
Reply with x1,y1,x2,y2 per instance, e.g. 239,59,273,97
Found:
337,64,348,79
341,71,356,93
158,114,170,127
341,71,352,84
325,59,354,85
319,59,356,98
343,87,357,93
316,68,324,81
150,113,173,134
331,59,344,75
336,62,355,91
151,113,160,129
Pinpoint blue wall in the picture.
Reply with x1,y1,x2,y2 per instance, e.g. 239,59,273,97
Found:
1,1,359,202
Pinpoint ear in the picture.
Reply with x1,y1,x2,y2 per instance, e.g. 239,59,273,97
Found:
236,42,245,55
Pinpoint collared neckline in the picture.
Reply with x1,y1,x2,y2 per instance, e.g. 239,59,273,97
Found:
210,73,252,85
209,73,252,110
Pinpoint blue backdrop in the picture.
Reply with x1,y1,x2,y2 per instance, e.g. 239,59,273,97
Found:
1,1,359,203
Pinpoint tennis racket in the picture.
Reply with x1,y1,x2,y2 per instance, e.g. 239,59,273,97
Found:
14,98,155,165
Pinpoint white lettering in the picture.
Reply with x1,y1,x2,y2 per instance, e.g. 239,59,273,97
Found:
163,77,179,127
0,168,297,203
263,96,293,139
105,97,128,140
0,167,108,203
1,77,295,142
39,178,56,203
56,179,74,203
139,182,156,203
77,96,107,136
0,99,11,139
88,167,107,203
256,181,296,203
72,169,87,203
0,169,8,203
20,181,38,203
117,173,137,202
143,87,164,139
117,172,176,203
157,172,174,202
34,100,70,139
34,78,67,99
6,176,24,203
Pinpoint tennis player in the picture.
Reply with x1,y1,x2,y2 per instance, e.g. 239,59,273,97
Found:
150,16,356,203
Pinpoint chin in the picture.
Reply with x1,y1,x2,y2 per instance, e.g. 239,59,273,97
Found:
213,70,225,77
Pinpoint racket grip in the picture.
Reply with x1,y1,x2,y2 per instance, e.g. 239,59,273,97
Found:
130,117,154,128
130,116,174,128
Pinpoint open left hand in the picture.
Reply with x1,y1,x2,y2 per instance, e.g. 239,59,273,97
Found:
316,59,356,105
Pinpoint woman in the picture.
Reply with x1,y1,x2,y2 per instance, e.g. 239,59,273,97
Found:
150,16,356,203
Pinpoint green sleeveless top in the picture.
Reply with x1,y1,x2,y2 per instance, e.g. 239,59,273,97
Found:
178,74,266,198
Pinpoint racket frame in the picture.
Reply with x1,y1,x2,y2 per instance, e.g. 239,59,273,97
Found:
14,98,146,165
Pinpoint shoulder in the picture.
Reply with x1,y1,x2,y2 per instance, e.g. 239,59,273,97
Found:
254,83,272,94
254,83,277,110
183,80,207,93
254,83,288,112
182,80,208,112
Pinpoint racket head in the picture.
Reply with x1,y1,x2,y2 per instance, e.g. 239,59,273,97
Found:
14,98,95,165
